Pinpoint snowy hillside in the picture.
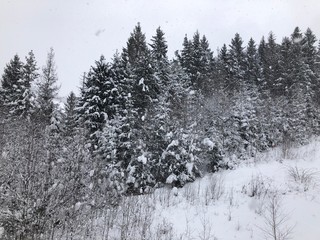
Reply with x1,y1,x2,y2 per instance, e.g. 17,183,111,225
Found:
45,138,320,240
150,139,320,240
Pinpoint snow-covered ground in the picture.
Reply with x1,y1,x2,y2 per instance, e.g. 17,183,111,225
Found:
149,138,320,240
11,138,318,240
119,138,320,240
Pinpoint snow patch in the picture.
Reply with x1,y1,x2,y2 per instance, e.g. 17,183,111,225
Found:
0,227,4,238
126,175,136,184
166,174,177,184
203,137,214,149
172,187,178,196
186,162,194,175
167,140,179,149
75,202,82,211
137,155,147,164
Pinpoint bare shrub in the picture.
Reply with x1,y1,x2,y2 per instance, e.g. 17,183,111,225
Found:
258,195,294,240
155,188,173,208
183,183,198,205
204,174,225,205
242,175,270,198
178,216,194,240
117,195,155,240
198,211,216,240
0,123,87,240
154,218,174,240
287,165,318,191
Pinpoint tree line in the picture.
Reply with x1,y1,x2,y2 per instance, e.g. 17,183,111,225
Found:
1,24,320,238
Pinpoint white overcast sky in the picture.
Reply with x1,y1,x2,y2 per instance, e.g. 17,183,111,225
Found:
1,0,320,96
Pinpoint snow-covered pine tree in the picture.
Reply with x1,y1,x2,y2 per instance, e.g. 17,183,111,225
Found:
276,37,292,97
77,55,109,150
0,54,24,116
177,32,214,93
228,33,246,93
264,32,281,95
1,51,38,118
121,23,159,193
149,26,170,85
214,44,231,92
148,27,171,184
178,34,193,82
189,31,203,88
62,91,78,140
36,48,60,125
245,38,261,87
301,28,319,134
283,27,312,143
199,35,215,95
126,23,158,117
160,127,201,187
20,51,39,118
257,36,267,94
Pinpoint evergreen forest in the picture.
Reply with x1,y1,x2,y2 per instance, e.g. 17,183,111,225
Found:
1,24,320,239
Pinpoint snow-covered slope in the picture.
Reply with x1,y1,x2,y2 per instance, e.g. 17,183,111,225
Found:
46,138,320,240
150,139,320,240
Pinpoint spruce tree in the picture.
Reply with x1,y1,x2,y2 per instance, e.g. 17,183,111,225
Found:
21,51,39,117
37,48,60,125
302,28,317,71
77,55,109,149
245,38,260,87
63,91,78,139
228,33,246,92
150,27,170,86
121,24,159,193
264,32,281,94
179,34,193,80
257,36,267,93
124,23,157,117
286,27,313,142
215,44,230,92
178,32,213,92
1,54,24,116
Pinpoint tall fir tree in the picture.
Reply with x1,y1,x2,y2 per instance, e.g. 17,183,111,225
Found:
1,54,24,116
228,33,246,92
277,37,292,97
215,44,230,92
264,32,281,94
36,48,60,125
62,91,78,139
245,38,260,87
20,51,39,117
124,23,158,117
77,55,109,150
150,27,170,87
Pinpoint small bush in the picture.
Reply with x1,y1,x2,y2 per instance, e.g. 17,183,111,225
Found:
242,175,271,198
287,165,318,191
